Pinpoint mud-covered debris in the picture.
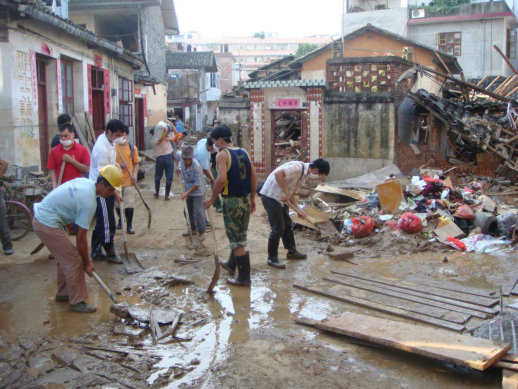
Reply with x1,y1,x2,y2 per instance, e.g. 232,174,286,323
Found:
110,303,183,325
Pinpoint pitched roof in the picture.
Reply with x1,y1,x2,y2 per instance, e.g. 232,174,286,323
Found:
291,24,462,74
1,0,142,68
248,55,295,79
166,51,218,72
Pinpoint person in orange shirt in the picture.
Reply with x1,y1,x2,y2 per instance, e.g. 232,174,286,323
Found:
115,126,140,234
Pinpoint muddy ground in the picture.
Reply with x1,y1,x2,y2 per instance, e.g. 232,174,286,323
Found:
1,161,517,388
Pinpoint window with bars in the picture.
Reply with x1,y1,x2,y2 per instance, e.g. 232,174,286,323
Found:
437,32,461,56
118,77,133,126
507,29,517,60
210,72,218,88
61,61,74,116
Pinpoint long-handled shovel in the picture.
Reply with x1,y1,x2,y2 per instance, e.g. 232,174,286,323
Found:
206,207,220,294
92,271,118,303
119,201,144,274
32,160,67,255
179,173,196,249
116,150,151,229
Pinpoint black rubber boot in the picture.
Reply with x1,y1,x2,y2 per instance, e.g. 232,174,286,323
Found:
116,208,122,229
267,237,285,268
227,252,251,286
165,182,172,200
125,208,135,234
154,180,160,198
90,235,104,260
220,251,236,276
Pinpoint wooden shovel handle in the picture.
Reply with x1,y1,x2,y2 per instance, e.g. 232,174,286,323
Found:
92,271,118,303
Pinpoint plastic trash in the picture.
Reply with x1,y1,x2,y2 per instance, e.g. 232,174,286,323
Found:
351,216,375,238
453,204,474,220
398,212,423,233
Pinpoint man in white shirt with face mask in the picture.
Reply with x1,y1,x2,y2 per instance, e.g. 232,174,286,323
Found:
89,119,125,264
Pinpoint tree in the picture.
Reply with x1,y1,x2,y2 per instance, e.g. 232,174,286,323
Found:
296,43,319,58
253,32,265,39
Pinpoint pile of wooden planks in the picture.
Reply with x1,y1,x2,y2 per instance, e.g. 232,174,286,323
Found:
71,112,97,152
294,271,499,333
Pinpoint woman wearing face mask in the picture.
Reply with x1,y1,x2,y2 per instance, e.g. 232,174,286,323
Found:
47,123,90,189
256,158,330,270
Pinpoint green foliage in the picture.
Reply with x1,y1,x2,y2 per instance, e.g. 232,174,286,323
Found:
296,43,319,58
410,0,471,17
253,32,265,39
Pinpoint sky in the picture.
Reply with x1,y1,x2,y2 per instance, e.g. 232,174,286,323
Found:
174,0,345,39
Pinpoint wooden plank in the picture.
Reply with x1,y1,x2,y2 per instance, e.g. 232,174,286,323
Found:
314,312,510,370
329,272,496,315
71,117,91,153
84,111,97,144
503,275,518,297
293,283,466,332
497,361,518,372
331,270,499,307
324,275,487,319
314,184,364,201
320,280,472,324
501,353,518,364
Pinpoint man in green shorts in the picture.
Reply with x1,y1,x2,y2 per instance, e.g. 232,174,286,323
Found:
204,125,257,286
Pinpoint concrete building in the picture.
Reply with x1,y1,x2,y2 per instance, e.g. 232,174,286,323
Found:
166,35,333,81
0,0,142,169
166,51,218,131
342,0,518,80
69,0,179,149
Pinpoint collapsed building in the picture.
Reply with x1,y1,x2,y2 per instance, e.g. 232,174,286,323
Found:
218,24,518,182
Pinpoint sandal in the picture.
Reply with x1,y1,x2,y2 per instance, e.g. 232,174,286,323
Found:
69,301,97,313
55,295,69,302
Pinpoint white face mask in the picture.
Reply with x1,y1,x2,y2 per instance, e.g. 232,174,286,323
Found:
114,137,126,145
213,145,219,152
60,139,74,147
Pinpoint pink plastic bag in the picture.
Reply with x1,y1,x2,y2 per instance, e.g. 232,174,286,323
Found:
397,212,423,233
453,204,474,220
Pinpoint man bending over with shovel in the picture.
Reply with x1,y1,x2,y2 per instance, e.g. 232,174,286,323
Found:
33,165,123,313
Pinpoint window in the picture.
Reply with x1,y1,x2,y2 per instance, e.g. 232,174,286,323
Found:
118,77,133,126
437,32,461,56
61,60,74,116
507,29,517,60
210,73,218,88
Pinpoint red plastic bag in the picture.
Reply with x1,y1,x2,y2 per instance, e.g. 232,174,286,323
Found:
397,212,423,233
351,216,375,238
453,204,474,220
422,174,443,184
446,237,466,251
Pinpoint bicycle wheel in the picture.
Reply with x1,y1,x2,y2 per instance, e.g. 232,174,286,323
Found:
5,200,32,241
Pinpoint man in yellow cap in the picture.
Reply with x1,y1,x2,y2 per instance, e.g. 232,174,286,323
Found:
33,165,123,313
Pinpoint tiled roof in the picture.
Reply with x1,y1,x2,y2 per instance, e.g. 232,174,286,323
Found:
166,52,218,72
243,79,325,89
5,0,142,68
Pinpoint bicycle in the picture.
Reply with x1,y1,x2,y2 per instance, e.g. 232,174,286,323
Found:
4,198,32,241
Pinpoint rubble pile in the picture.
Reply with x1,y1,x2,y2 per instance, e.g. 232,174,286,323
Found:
410,89,518,179
298,169,518,257
274,111,304,166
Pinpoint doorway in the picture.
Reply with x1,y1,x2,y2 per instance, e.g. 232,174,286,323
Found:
270,110,306,171
36,57,49,171
135,97,145,149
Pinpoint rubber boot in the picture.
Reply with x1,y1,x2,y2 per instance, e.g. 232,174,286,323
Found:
165,182,172,200
90,235,104,260
267,237,285,269
220,251,236,276
125,208,135,234
154,180,160,198
115,208,122,229
227,252,251,286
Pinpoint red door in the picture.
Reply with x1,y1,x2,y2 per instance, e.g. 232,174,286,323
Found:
135,98,145,149
92,90,105,137
37,58,49,171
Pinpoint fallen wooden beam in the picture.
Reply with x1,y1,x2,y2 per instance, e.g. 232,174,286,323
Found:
314,312,510,371
293,283,466,332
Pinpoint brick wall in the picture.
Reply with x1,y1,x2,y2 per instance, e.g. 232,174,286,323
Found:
138,6,166,84
395,115,502,177
215,53,233,94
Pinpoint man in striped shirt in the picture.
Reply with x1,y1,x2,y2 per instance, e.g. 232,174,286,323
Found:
259,159,330,269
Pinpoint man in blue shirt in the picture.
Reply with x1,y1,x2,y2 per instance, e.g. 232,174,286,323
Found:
33,165,123,313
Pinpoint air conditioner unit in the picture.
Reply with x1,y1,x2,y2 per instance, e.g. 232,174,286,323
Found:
411,9,426,18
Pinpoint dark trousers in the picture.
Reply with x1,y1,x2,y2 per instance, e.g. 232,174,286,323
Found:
186,196,206,234
92,195,115,255
261,195,296,259
155,154,174,187
0,191,13,251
